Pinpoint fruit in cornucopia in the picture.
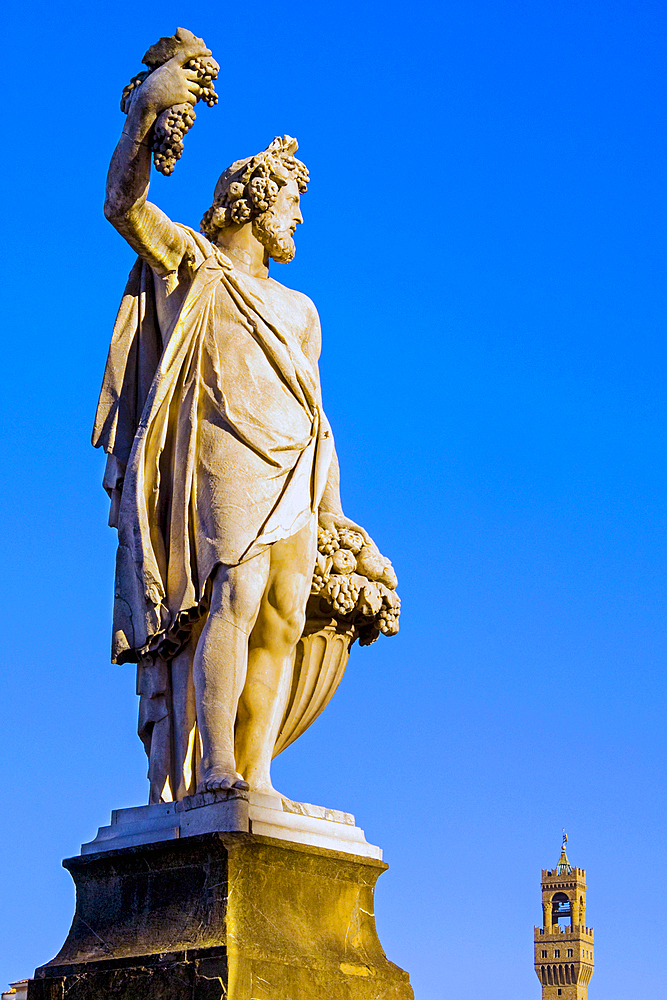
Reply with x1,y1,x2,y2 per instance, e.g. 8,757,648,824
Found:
338,528,364,554
331,548,357,575
317,526,339,556
358,581,383,616
323,574,360,614
379,561,398,589
355,546,398,589
315,551,331,575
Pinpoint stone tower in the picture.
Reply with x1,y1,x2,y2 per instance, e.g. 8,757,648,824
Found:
534,836,594,999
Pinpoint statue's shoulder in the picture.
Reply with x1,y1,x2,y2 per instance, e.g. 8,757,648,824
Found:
267,278,320,326
174,224,217,267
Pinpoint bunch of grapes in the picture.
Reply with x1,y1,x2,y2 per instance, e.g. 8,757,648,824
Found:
152,103,197,175
311,570,327,595
150,55,218,175
120,47,220,176
317,526,340,556
323,575,360,615
120,73,149,114
187,55,219,107
378,596,401,636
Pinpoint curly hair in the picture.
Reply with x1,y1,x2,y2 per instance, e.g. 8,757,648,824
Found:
200,135,309,241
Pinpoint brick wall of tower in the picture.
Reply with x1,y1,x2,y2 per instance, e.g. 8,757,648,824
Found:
539,986,588,1000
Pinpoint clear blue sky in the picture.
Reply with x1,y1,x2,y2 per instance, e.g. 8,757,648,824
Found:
1,1,665,997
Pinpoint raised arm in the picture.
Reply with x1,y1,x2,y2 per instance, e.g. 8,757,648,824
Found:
104,46,208,274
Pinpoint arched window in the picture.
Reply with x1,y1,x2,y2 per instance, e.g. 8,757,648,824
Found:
551,892,572,928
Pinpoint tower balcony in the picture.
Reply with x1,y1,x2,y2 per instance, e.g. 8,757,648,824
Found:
534,925,594,938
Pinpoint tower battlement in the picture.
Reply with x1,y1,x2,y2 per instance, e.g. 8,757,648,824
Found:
542,867,586,879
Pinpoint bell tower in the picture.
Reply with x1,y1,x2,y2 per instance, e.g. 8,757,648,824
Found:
534,834,594,999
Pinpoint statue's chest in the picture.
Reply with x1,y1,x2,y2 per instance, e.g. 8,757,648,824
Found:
236,274,313,350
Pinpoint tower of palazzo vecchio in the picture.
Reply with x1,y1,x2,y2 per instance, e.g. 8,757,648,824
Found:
534,836,594,1000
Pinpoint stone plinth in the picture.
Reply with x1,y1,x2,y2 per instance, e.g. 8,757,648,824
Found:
28,830,412,1000
80,789,381,860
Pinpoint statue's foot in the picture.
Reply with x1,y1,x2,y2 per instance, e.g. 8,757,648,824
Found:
251,779,279,796
243,773,285,805
198,766,249,793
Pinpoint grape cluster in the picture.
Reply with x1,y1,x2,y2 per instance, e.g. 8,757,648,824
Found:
323,575,361,615
150,55,219,176
120,49,220,176
187,56,219,107
317,526,339,556
152,104,197,175
120,72,149,114
378,599,400,636
249,176,280,213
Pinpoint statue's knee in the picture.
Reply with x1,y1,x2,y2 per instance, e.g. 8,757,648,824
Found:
276,607,306,647
209,568,261,634
252,601,304,650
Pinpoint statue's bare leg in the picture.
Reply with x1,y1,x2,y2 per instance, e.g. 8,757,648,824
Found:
235,516,318,795
194,550,271,792
170,616,204,800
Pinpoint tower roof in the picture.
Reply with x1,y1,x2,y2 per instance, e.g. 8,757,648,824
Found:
557,831,572,874
556,847,572,874
556,830,572,875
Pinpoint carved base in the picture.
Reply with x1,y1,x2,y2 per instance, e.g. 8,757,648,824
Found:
28,832,413,1000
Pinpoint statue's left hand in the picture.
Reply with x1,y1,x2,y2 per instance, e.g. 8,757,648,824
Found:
318,511,374,549
318,511,397,590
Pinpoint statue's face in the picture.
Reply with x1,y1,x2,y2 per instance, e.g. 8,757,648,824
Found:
252,177,303,263
273,177,304,234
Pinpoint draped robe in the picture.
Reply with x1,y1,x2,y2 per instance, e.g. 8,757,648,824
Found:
93,228,337,800
93,227,334,667
93,226,333,801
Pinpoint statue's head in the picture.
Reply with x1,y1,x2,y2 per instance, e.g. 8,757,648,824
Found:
201,135,309,263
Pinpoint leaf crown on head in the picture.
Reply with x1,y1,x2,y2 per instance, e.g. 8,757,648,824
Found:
201,136,309,239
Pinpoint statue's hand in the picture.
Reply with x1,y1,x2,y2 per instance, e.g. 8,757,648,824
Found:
317,511,397,591
318,511,374,549
128,54,206,118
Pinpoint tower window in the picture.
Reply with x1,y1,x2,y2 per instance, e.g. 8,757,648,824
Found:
551,892,572,928
567,948,573,957
558,991,562,996
554,949,560,958
542,950,547,958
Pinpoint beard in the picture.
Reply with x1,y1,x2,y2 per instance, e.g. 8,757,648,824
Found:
252,209,296,263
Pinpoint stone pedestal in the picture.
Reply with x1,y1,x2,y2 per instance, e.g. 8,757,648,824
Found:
29,807,412,1000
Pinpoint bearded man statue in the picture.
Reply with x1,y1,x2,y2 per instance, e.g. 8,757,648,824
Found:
94,36,394,805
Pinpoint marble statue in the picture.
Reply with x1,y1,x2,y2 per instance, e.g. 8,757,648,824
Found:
94,28,400,805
